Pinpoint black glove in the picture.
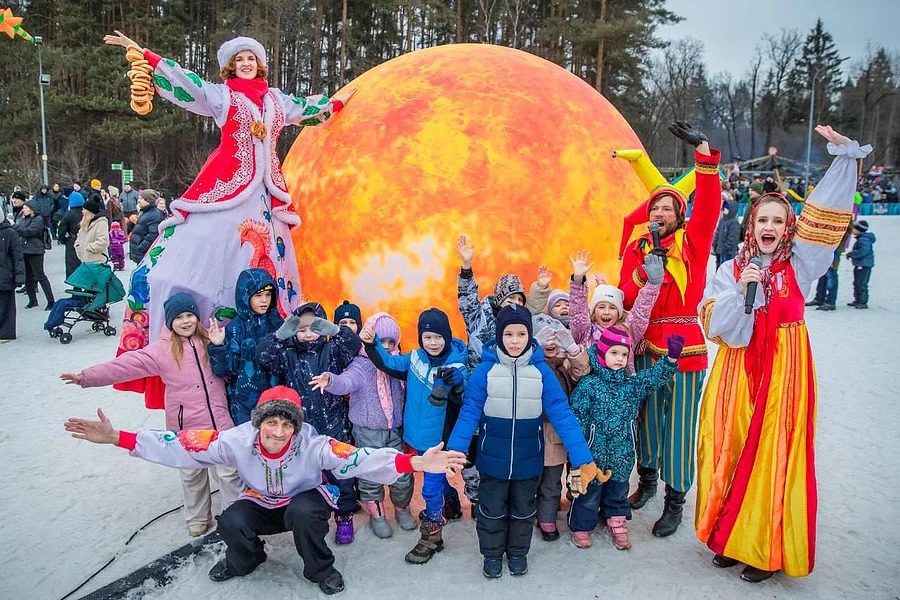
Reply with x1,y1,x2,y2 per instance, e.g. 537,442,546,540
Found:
429,384,450,407
668,120,708,148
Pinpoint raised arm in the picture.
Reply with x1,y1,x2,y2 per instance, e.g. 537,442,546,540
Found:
525,266,552,315
104,31,227,123
364,338,412,379
792,127,871,286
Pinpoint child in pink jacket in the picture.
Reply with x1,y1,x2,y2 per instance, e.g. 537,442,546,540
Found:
568,250,664,374
62,292,243,537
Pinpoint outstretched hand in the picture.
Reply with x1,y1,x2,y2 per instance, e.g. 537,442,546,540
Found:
814,125,852,147
457,235,475,269
359,323,376,344
536,265,552,288
103,30,139,49
309,373,331,393
64,408,119,445
60,373,83,386
413,442,468,476
208,318,226,346
569,250,594,281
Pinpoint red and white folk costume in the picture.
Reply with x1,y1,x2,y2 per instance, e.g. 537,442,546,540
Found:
116,38,344,408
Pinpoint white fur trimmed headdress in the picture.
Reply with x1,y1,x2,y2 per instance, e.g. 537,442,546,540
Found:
217,37,267,70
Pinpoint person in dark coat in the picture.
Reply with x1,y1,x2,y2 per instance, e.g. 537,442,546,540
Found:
49,184,63,240
846,220,876,309
129,189,164,264
0,218,26,341
10,191,26,223
53,186,71,243
57,191,85,278
208,268,284,425
711,202,741,268
31,185,54,224
13,201,55,309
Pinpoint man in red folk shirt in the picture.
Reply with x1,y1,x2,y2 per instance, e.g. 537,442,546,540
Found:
617,121,721,537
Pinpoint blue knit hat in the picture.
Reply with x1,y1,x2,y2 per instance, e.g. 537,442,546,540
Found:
164,292,200,329
333,300,361,327
495,304,533,356
68,191,85,208
418,308,452,358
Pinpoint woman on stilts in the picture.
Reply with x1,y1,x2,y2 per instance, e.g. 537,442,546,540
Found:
695,126,870,582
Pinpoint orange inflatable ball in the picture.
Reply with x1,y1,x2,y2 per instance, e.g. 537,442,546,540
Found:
283,43,647,342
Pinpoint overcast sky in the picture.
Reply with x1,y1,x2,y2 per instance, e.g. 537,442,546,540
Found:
659,0,900,78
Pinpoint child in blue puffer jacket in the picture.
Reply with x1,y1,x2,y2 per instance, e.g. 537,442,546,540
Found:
208,269,283,425
362,307,467,565
448,304,603,579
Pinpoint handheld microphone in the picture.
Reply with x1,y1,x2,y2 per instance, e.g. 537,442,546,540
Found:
744,257,764,314
649,222,662,249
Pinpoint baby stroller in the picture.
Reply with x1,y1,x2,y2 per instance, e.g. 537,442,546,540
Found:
45,263,126,344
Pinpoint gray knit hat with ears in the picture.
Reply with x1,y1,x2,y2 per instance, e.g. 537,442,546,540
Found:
493,274,526,306
217,37,267,70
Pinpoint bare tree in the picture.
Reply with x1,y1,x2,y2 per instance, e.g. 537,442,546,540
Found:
53,142,93,186
745,48,765,157
761,28,802,148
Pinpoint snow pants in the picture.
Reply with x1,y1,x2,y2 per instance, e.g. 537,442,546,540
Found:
634,353,705,493
536,464,564,524
476,474,540,559
352,425,414,507
180,466,243,526
218,493,339,584
566,479,630,532
853,266,872,305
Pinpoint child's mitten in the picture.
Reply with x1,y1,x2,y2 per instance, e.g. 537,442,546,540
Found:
666,334,685,360
429,384,450,407
643,253,665,285
555,328,580,355
275,314,301,340
311,317,341,337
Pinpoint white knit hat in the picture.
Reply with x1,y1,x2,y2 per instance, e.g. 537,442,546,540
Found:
590,284,624,317
217,36,267,70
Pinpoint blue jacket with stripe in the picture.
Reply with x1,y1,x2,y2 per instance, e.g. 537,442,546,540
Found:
448,340,593,480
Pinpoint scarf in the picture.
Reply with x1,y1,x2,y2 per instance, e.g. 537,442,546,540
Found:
734,193,797,402
226,77,268,107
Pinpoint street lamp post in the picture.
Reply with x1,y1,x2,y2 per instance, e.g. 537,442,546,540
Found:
35,36,49,187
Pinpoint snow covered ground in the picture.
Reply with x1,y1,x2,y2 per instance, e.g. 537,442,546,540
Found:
1,218,898,600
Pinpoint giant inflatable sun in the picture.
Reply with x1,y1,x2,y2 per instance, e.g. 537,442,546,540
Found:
283,44,647,341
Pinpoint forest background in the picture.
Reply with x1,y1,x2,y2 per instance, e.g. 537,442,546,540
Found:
1,0,897,195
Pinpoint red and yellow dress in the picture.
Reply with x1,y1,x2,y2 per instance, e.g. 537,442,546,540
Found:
695,139,871,577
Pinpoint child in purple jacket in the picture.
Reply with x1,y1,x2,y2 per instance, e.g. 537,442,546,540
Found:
310,312,415,539
108,221,127,271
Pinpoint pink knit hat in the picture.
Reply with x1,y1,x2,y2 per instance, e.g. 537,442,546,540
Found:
595,325,630,368
372,313,401,343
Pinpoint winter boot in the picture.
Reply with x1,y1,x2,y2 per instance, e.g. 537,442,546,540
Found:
652,485,686,537
335,513,355,544
538,521,559,542
208,559,238,582
365,501,393,539
405,521,444,564
804,300,821,307
318,569,346,595
607,516,631,550
443,491,463,520
572,531,592,549
188,521,211,537
817,304,836,311
395,505,417,531
482,557,503,578
712,554,738,568
628,466,658,509
741,566,776,583
507,555,528,576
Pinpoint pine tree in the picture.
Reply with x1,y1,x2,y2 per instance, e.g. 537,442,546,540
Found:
785,19,844,126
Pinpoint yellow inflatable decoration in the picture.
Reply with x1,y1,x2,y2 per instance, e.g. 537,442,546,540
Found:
283,44,649,341
612,148,698,197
